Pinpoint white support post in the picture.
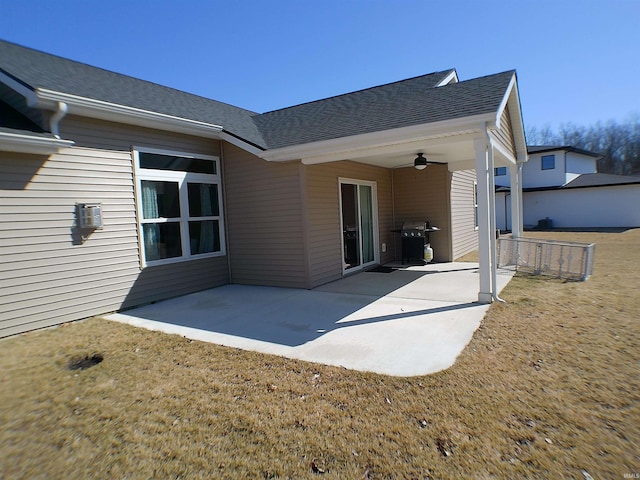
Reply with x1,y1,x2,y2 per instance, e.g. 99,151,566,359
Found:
509,162,524,238
474,137,493,304
488,144,501,302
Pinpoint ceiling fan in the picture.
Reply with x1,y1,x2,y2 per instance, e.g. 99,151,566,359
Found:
397,152,447,170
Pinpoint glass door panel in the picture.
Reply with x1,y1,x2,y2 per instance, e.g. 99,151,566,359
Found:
340,181,377,272
341,183,360,269
359,185,374,264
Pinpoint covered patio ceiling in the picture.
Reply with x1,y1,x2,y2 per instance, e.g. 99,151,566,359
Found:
260,115,520,172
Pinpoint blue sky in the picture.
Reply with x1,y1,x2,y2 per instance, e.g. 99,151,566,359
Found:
1,0,638,131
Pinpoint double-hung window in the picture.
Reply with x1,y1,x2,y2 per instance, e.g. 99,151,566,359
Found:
134,148,224,266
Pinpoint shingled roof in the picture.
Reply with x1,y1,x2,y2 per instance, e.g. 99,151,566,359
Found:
563,173,640,188
0,40,517,152
253,70,514,149
0,40,266,148
527,145,602,158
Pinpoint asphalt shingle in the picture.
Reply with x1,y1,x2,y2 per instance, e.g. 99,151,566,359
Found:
253,70,514,149
1,40,516,152
0,40,267,148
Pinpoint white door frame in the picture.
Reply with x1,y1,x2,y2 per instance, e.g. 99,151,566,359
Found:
338,177,380,274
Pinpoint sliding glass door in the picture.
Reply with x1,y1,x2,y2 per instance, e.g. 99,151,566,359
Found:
339,179,378,272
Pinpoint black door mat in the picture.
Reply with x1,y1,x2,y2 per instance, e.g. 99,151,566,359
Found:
367,266,395,273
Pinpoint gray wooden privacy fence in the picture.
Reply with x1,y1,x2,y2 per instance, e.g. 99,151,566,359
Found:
497,237,595,281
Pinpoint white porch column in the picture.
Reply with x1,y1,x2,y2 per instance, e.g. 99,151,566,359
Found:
509,162,524,238
474,137,494,304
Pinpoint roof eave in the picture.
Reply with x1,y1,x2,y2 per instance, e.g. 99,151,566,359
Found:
259,112,497,163
527,145,602,159
0,130,74,154
31,88,225,138
219,131,266,156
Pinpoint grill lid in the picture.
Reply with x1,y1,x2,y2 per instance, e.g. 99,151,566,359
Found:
400,220,440,237
401,219,426,237
401,219,427,232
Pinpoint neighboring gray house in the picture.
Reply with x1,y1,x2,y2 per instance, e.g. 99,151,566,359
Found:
495,145,640,230
0,40,527,336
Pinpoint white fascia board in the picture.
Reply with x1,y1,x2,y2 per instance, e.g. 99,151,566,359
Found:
33,89,224,138
302,131,482,166
494,73,516,129
0,131,74,154
0,72,39,106
436,70,459,86
495,73,528,163
219,131,265,156
259,113,496,163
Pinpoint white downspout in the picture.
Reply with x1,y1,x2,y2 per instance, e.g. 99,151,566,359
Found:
49,101,68,139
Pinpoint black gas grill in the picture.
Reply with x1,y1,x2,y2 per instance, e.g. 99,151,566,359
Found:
400,220,439,264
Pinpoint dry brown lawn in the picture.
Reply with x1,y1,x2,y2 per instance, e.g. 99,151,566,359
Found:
1,230,639,479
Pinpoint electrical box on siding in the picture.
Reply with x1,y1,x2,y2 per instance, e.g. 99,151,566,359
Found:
77,203,103,229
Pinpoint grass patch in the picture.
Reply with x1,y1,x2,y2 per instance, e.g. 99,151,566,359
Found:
1,231,639,478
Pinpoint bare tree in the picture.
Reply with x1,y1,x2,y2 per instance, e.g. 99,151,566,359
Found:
527,116,640,175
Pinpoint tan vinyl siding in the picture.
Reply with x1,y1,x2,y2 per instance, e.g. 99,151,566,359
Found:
392,165,452,262
223,142,306,288
1,127,228,337
493,107,516,159
304,161,394,287
450,169,479,259
0,147,138,336
60,115,221,156
121,256,228,309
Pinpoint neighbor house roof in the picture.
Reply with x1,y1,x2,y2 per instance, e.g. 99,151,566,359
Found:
0,39,519,153
496,173,640,193
563,173,640,188
527,145,602,158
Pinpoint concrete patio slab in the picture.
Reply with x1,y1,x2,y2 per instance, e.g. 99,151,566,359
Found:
106,262,514,376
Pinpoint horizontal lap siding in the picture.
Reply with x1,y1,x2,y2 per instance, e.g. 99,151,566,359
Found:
1,120,228,337
223,143,306,288
493,107,516,159
450,169,478,259
392,165,452,262
61,115,222,157
62,116,229,300
121,256,229,309
0,148,141,336
304,161,393,287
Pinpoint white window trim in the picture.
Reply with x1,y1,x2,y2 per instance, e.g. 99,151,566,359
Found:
132,146,225,268
338,177,380,275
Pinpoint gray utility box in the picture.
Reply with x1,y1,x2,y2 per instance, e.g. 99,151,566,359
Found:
76,203,103,229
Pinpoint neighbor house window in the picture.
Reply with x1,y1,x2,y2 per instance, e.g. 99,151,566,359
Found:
541,154,555,170
495,166,507,176
134,148,224,266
